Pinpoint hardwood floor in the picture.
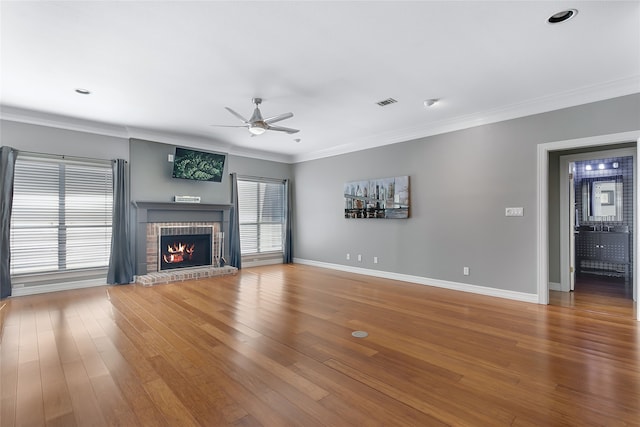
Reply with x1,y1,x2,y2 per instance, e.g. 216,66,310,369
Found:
1,264,639,426
550,274,636,319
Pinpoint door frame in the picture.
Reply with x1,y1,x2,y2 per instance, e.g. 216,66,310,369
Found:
537,130,640,321
559,148,635,293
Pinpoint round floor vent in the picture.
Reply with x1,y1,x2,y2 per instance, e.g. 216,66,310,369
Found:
351,330,369,338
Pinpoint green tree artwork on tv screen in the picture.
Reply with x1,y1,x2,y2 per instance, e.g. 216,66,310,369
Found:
173,148,225,182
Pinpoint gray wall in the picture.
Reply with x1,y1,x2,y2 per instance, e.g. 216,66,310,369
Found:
128,138,292,274
130,138,292,204
0,120,130,160
3,94,639,294
1,125,292,278
293,94,640,294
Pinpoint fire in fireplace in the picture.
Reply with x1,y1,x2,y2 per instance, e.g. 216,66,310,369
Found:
159,233,212,271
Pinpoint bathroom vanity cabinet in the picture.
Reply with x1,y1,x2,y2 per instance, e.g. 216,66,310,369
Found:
575,231,630,281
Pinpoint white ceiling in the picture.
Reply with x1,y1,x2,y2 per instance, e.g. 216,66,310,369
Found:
1,1,639,163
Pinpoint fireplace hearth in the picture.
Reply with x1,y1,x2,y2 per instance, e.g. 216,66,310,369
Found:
160,233,211,271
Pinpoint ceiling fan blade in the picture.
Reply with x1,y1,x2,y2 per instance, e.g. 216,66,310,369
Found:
225,107,249,123
263,112,293,125
267,124,300,134
210,124,248,128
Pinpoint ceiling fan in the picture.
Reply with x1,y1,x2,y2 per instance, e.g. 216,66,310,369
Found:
212,98,299,136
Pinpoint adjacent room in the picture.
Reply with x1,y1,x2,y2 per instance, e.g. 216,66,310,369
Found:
1,1,639,426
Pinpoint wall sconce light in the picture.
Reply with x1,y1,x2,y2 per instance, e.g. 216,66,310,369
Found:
584,162,620,172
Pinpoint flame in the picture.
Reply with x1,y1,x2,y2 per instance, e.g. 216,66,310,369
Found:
162,242,196,264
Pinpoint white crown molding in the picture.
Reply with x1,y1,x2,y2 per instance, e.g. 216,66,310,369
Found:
3,75,639,165
0,105,294,164
292,75,640,163
227,146,294,164
293,258,538,304
126,126,293,163
0,105,130,138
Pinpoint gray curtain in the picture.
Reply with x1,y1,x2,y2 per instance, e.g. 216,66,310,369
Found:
107,159,134,284
228,173,242,269
0,147,17,298
283,179,293,263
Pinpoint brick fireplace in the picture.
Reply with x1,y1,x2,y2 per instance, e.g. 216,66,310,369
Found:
133,201,232,276
148,222,221,273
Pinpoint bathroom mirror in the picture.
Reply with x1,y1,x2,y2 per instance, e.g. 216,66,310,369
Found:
582,176,623,222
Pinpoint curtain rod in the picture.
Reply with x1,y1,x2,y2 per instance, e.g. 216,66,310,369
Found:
235,174,287,183
16,149,126,165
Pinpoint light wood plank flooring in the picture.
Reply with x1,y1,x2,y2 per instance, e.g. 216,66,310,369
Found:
550,274,635,319
1,264,639,426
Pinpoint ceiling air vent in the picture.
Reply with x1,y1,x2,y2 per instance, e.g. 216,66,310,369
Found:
376,98,397,107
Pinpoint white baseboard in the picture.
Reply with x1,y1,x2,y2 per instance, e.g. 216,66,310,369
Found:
548,281,563,291
293,258,538,304
11,279,108,297
242,258,283,268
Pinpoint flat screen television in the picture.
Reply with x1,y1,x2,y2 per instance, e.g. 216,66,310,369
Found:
172,147,226,182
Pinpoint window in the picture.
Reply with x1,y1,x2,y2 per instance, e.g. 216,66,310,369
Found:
238,178,285,255
10,155,113,276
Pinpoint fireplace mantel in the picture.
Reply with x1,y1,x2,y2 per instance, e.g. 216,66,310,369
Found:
133,200,232,213
133,201,232,210
132,201,232,275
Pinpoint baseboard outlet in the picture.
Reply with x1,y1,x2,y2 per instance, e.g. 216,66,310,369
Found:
11,279,108,297
293,258,538,304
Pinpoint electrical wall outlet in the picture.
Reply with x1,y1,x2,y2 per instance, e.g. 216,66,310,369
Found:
505,207,524,217
373,256,378,264
346,253,350,260
357,254,362,262
168,154,174,162
463,266,470,276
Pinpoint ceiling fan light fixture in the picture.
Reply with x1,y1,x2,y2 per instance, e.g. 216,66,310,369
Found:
248,122,267,135
213,98,299,135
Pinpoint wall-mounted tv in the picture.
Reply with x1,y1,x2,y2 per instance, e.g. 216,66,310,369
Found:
172,147,226,182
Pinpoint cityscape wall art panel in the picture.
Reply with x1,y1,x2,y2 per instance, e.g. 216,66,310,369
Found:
344,176,409,219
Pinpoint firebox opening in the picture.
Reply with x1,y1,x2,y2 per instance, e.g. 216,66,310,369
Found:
159,233,212,271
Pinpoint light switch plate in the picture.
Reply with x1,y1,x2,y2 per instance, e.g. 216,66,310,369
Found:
505,207,524,217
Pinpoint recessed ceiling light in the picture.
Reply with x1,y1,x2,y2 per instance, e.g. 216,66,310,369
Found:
423,98,439,107
548,9,577,24
75,88,91,95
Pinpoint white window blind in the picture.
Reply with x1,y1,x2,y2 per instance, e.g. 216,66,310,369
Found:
10,156,113,276
238,179,285,255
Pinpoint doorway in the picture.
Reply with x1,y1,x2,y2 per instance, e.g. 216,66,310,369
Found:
555,151,635,317
537,130,640,321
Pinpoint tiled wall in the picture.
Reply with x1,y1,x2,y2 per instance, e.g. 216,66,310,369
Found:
574,155,633,278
